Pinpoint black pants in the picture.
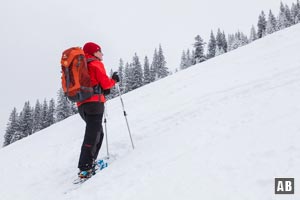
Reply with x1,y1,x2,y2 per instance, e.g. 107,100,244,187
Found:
78,102,104,171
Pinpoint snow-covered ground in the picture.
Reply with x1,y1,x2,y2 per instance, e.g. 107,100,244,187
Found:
1,24,300,200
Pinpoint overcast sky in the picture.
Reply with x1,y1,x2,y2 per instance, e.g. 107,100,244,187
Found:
0,0,296,142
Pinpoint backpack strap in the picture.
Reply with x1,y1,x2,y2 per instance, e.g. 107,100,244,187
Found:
87,57,97,63
86,57,102,97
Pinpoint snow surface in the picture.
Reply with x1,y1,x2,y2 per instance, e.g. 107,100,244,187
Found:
1,24,300,200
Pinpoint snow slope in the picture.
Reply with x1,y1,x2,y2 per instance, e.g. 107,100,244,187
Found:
1,24,300,200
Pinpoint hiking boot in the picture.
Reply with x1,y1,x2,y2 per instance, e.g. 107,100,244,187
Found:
78,169,93,179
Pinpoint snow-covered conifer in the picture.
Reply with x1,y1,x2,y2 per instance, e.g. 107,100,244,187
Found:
266,10,277,34
249,25,257,42
257,11,267,38
118,59,125,93
131,53,143,90
207,30,216,59
3,108,19,146
18,101,33,138
157,44,168,78
32,100,43,133
41,99,49,129
56,88,73,122
193,35,206,63
180,50,187,70
151,48,159,81
47,98,56,126
143,56,151,84
278,2,290,30
124,62,134,92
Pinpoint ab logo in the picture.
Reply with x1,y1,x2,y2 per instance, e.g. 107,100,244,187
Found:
275,178,294,194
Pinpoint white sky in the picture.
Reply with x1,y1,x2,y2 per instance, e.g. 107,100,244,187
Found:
0,0,296,142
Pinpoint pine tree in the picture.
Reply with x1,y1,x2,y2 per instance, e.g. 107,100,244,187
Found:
193,35,206,64
257,11,267,38
227,34,234,51
106,69,118,99
207,30,216,59
10,123,22,144
216,29,223,52
131,53,143,90
238,32,249,46
18,101,33,138
32,100,43,133
41,99,49,129
191,50,196,65
56,88,73,122
124,62,134,92
214,29,227,53
297,0,300,23
3,108,19,146
180,50,187,70
285,4,293,25
70,102,78,115
186,49,193,67
118,59,125,93
249,25,257,42
228,31,248,51
266,10,277,34
149,65,156,83
157,44,168,78
221,31,228,52
180,49,193,69
291,3,300,24
143,56,151,84
278,2,289,30
47,98,56,126
151,48,159,81
215,46,225,56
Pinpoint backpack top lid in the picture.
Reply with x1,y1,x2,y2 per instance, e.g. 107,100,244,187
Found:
61,47,85,68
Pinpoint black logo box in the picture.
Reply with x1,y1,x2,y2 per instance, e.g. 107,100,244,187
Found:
275,178,295,194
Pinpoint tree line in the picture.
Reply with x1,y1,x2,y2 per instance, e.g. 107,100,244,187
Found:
179,0,300,70
106,44,169,99
3,89,78,147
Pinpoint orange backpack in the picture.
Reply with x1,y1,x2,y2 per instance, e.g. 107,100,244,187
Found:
60,47,94,102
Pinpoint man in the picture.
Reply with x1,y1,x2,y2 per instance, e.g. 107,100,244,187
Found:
77,42,119,178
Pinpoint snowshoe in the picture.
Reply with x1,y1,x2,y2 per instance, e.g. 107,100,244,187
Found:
95,159,108,170
78,169,93,179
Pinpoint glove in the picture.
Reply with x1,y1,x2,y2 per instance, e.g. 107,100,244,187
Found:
112,72,120,83
103,89,110,95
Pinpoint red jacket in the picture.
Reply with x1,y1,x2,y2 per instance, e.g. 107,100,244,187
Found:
77,54,116,107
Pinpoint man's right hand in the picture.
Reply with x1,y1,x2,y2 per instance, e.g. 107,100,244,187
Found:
112,72,120,82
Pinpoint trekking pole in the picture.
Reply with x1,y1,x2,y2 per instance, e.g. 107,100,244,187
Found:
116,84,135,149
104,103,109,159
